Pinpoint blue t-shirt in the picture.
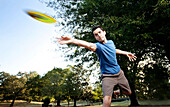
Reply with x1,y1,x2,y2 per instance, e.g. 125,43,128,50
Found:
94,40,120,75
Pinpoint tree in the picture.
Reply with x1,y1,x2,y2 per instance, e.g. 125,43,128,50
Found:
26,73,43,102
63,70,77,106
0,72,28,106
0,72,10,100
41,68,66,106
136,52,170,99
63,65,91,107
92,82,103,104
0,71,40,106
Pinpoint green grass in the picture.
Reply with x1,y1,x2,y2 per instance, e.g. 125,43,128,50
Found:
0,100,170,107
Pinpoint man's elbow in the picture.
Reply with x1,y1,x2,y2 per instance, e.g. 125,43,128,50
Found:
89,44,97,52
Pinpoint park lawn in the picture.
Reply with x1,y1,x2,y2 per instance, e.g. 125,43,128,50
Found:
0,100,170,107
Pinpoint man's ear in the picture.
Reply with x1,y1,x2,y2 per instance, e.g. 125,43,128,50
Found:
104,31,106,35
94,35,97,40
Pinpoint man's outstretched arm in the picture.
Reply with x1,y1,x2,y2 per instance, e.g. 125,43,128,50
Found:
116,49,137,61
57,36,97,51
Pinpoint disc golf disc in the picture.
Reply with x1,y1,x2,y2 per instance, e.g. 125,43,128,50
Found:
26,10,56,23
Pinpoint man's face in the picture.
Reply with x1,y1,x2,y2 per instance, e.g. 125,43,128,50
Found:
93,28,106,43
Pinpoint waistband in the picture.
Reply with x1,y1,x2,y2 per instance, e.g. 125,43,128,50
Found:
101,69,122,79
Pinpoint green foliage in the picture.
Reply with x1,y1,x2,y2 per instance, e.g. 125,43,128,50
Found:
26,74,42,102
0,71,40,106
0,66,93,106
0,72,10,99
39,66,92,106
41,67,66,106
92,82,103,102
62,65,92,106
0,72,26,100
136,52,170,99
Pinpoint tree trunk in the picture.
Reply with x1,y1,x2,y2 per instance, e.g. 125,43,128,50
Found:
129,72,139,106
129,86,139,106
10,95,16,107
74,97,77,107
68,99,70,107
57,99,61,106
124,65,139,106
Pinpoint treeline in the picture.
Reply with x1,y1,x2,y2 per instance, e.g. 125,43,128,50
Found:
0,62,169,107
0,65,103,107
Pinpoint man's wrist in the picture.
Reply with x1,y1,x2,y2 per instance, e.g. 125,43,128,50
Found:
70,38,74,43
126,52,131,56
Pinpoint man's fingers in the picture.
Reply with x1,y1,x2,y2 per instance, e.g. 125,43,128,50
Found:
57,40,62,44
133,56,137,59
56,37,62,40
129,56,137,62
133,56,137,60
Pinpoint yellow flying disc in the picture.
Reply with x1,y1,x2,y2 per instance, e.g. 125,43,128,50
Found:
26,10,56,23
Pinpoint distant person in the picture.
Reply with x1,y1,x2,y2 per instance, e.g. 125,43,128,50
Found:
57,25,137,107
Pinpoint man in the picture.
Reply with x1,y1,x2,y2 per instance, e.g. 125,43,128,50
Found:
57,25,137,107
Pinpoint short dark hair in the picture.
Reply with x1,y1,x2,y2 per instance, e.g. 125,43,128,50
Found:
92,25,105,33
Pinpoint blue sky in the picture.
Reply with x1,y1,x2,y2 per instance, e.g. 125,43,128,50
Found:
0,0,71,75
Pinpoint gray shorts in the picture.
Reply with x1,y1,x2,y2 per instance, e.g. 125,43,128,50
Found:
102,69,131,97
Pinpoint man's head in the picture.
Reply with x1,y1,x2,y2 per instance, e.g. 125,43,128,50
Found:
92,25,107,43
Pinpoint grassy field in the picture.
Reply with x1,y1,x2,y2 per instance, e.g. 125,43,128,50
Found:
0,100,170,107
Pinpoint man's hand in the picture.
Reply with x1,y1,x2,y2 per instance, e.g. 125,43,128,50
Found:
127,53,137,62
56,36,73,45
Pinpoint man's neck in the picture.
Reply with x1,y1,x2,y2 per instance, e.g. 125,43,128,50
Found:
101,39,108,44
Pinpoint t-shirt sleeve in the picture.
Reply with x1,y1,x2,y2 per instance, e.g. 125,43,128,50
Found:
94,42,101,54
